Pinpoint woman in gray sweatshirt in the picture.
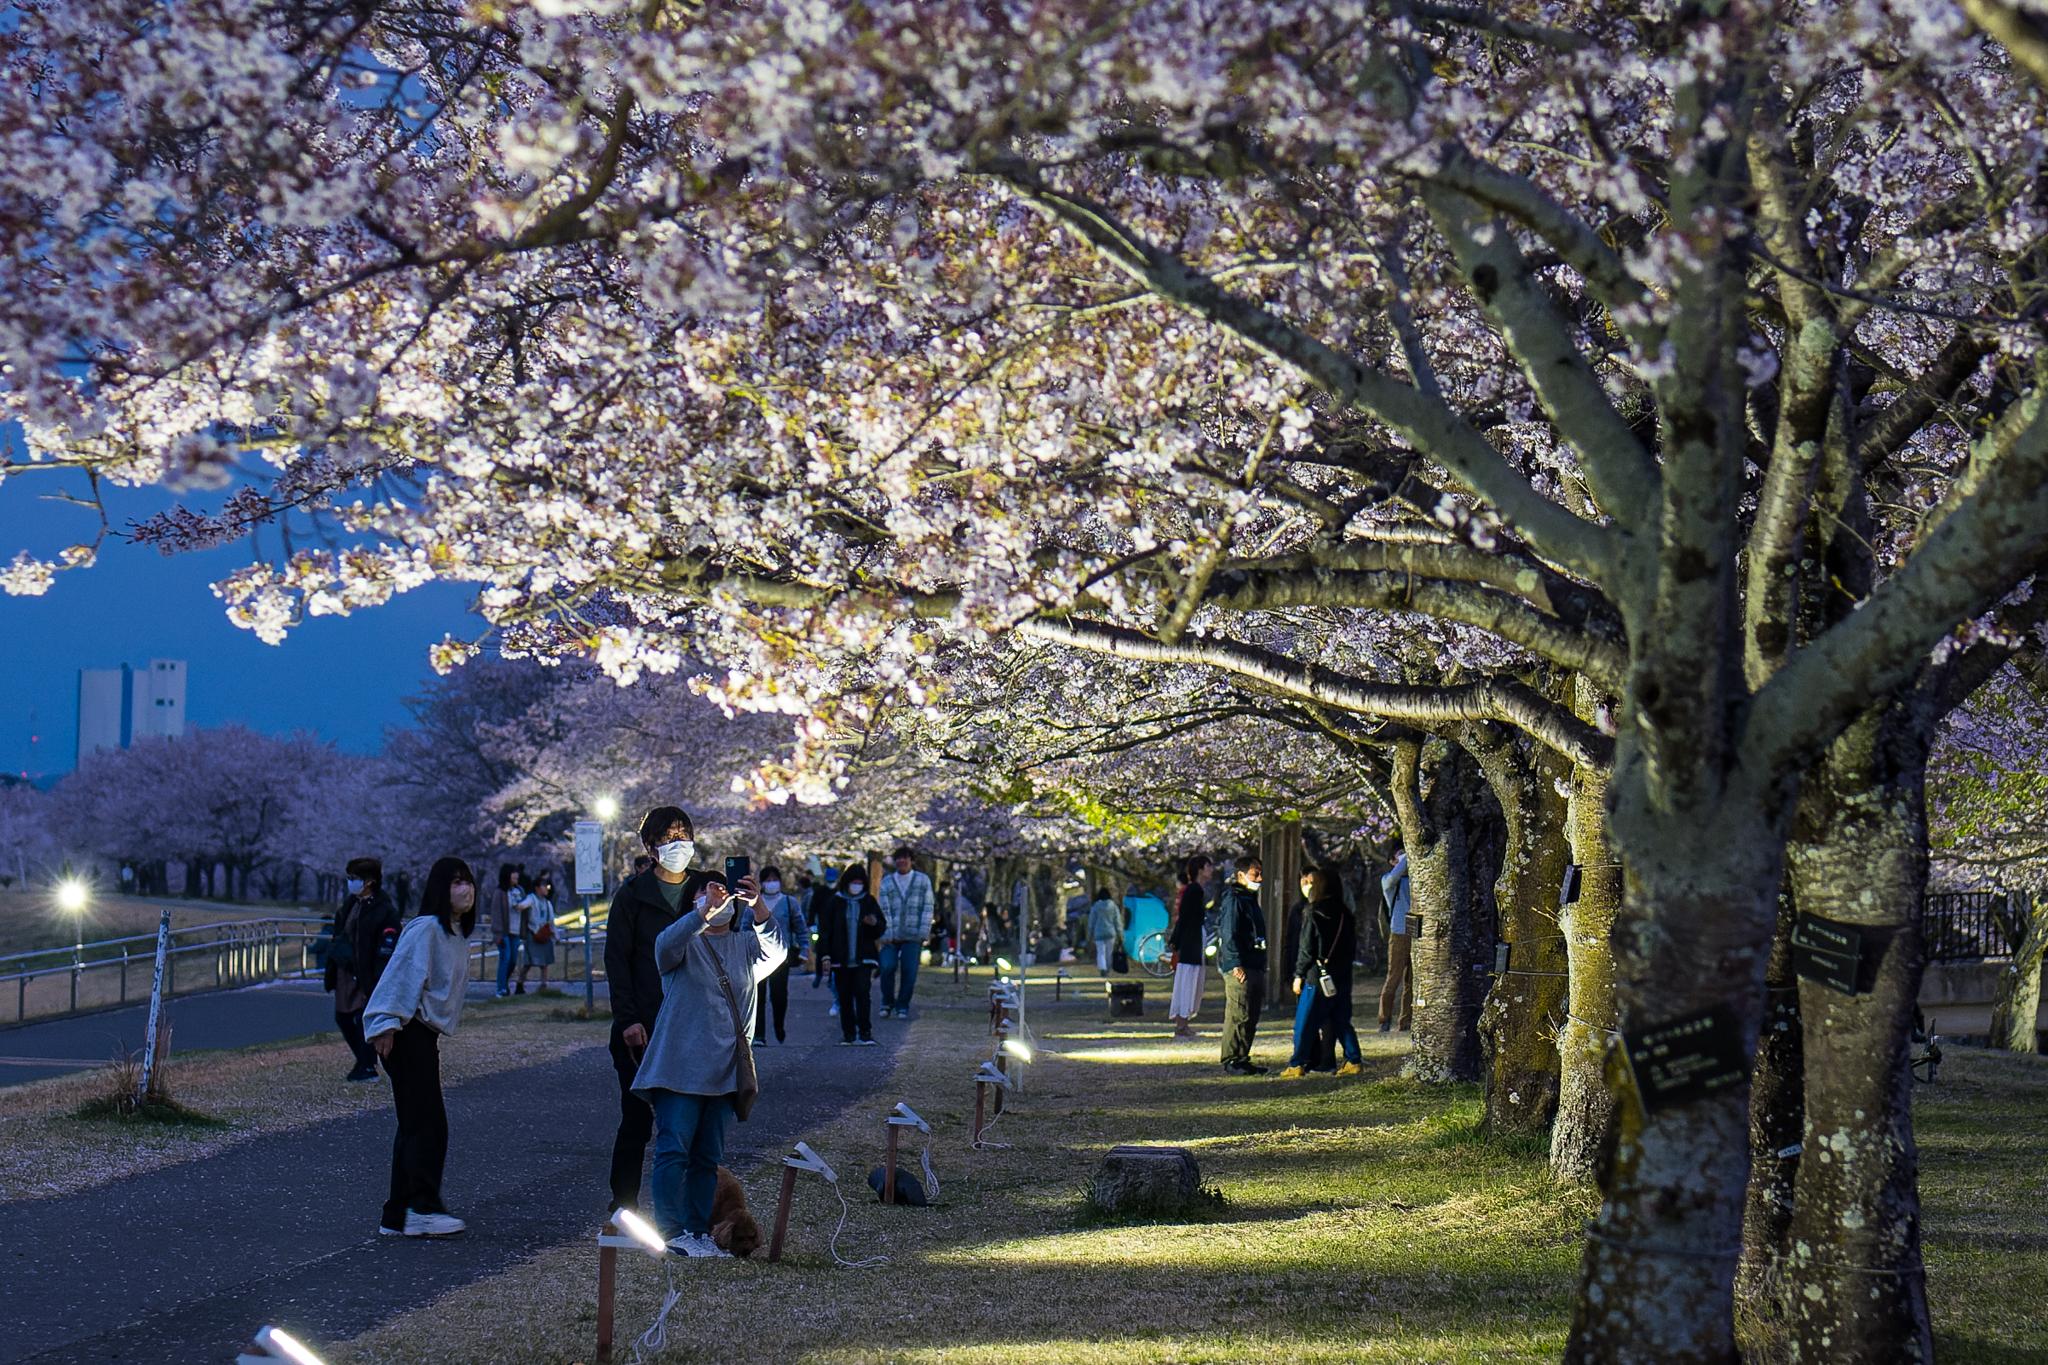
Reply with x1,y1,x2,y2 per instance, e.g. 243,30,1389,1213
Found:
632,872,786,1256
366,856,477,1240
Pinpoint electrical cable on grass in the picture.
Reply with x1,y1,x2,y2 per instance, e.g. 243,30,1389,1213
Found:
631,1259,683,1365
919,1133,941,1201
971,1103,1010,1151
828,1182,890,1269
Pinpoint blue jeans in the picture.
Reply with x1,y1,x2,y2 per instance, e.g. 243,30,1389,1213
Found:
495,935,518,993
878,941,921,1011
1288,976,1362,1070
649,1091,732,1238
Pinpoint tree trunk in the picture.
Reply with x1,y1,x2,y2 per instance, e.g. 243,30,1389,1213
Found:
1989,893,2048,1052
1472,731,1573,1140
1775,706,1934,1363
1552,717,1621,1182
1734,892,1802,1331
1566,778,1783,1364
1261,821,1305,1008
1394,738,1498,1085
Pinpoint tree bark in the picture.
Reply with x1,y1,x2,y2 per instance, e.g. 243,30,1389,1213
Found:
1989,893,2048,1052
1775,704,1934,1363
1394,738,1499,1084
1472,729,1573,1140
1552,694,1621,1182
1567,770,1783,1364
1734,892,1801,1334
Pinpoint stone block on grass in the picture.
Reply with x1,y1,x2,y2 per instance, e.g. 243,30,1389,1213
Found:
1088,1145,1201,1216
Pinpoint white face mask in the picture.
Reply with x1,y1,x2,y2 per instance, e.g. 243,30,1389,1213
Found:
655,839,694,873
761,880,782,895
844,882,865,898
450,883,475,912
346,878,365,896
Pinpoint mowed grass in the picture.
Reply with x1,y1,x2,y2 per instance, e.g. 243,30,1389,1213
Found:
336,975,1596,1365
0,887,304,959
0,991,609,1202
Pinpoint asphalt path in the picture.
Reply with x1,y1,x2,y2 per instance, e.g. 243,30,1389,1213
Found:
0,980,351,1087
1,980,904,1363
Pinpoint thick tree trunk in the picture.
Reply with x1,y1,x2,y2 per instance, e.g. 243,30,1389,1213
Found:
1395,738,1499,1085
1734,892,1801,1332
1567,784,1782,1365
1472,732,1573,1140
1989,893,2048,1053
1775,706,1934,1363
1552,728,1621,1182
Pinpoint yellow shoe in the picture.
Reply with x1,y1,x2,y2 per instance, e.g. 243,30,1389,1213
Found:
1279,1065,1308,1079
1335,1061,1364,1077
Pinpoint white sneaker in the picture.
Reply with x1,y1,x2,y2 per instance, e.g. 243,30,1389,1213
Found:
665,1231,728,1257
828,1003,839,1016
401,1210,466,1238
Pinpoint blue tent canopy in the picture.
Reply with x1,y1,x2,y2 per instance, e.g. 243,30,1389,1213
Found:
1122,893,1169,963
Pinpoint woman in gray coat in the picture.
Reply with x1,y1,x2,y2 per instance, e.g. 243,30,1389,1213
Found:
632,873,786,1256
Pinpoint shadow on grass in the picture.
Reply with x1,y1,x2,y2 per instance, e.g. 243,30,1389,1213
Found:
70,1092,227,1129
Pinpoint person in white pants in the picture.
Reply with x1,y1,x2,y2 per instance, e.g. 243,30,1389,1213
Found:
1167,855,1216,1039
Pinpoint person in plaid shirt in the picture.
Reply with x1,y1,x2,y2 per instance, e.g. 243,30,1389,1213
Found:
876,845,935,1019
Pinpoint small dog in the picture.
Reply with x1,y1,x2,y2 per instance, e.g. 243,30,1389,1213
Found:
709,1165,763,1257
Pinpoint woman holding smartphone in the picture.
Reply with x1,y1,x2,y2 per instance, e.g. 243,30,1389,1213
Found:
365,856,478,1239
633,871,786,1255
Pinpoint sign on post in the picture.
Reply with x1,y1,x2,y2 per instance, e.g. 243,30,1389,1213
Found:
574,821,605,895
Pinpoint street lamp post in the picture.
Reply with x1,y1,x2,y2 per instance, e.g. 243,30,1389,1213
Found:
58,879,86,1012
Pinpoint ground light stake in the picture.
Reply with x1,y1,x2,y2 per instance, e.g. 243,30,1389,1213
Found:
771,1141,838,1261
972,1061,1012,1149
882,1102,931,1205
595,1206,667,1361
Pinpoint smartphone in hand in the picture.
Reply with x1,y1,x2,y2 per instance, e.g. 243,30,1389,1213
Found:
725,854,750,887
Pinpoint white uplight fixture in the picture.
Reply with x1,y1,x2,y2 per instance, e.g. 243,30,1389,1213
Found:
995,956,1015,974
611,1206,666,1256
1001,1037,1033,1063
237,1325,327,1365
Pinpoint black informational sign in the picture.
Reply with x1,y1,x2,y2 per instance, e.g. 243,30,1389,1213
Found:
1494,941,1511,974
1560,864,1582,907
1623,1007,1751,1113
1791,913,1868,996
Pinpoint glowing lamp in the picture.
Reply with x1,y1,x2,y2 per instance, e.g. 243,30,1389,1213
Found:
56,880,87,914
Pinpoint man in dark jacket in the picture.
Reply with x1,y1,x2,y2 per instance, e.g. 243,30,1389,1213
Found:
814,865,885,1045
325,856,401,1083
1215,855,1269,1074
602,805,726,1220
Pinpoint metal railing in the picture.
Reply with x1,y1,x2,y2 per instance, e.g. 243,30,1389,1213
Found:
0,916,611,1027
1921,891,2031,962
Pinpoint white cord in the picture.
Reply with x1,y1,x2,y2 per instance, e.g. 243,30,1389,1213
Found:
828,1181,890,1269
631,1259,683,1365
919,1135,941,1202
972,1103,1011,1151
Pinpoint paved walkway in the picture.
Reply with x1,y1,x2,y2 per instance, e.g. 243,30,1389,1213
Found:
2,982,904,1363
0,977,530,1088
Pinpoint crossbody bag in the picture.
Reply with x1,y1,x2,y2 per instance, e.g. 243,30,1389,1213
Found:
696,938,761,1121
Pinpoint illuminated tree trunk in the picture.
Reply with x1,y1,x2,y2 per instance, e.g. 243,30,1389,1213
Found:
1775,704,1934,1362
1552,695,1620,1182
1472,729,1572,1139
1989,894,2048,1053
1393,737,1498,1084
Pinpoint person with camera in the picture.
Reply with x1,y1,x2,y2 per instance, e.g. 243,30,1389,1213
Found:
602,806,726,1224
631,861,786,1255
1281,865,1364,1077
751,864,807,1045
1215,855,1269,1075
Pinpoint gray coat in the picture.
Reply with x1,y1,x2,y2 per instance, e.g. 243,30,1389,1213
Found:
632,905,786,1099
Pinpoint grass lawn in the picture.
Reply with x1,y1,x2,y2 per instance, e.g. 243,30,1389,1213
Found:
0,991,610,1203
0,887,304,960
328,970,2048,1364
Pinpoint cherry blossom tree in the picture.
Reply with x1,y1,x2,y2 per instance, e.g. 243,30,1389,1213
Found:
7,3,2048,1358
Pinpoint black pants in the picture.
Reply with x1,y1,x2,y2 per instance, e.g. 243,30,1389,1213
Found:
381,1021,449,1229
609,1027,653,1213
336,1008,376,1071
755,962,792,1042
1221,969,1266,1067
835,964,873,1041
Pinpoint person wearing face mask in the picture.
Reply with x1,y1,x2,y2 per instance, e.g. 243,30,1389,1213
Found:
815,860,884,1045
876,846,934,1020
633,866,786,1255
325,856,401,1083
750,865,807,1045
364,856,479,1238
1167,855,1215,1040
1215,855,1270,1075
601,806,727,1224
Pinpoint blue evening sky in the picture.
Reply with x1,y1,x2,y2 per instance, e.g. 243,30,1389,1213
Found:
0,470,481,781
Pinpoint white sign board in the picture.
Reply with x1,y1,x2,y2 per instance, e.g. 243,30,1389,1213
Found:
574,820,605,895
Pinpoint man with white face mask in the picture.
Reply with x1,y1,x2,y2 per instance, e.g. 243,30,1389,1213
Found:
602,805,726,1223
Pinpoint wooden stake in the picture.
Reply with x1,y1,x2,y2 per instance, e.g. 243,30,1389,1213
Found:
595,1242,617,1362
768,1164,798,1262
973,1082,987,1144
884,1123,900,1204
